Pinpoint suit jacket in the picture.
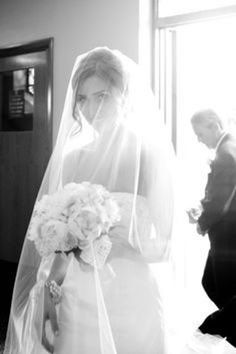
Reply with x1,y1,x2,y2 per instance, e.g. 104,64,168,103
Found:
198,133,236,256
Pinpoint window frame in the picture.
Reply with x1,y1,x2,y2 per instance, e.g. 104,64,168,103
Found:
153,1,236,151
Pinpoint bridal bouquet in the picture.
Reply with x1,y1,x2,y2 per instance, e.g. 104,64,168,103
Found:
28,182,120,268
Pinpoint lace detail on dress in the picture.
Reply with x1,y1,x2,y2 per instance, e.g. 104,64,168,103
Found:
80,234,112,269
111,193,153,251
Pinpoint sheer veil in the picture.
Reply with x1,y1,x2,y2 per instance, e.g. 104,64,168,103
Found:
4,47,177,354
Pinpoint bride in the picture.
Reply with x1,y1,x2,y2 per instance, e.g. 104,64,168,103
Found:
5,47,234,354
4,47,175,354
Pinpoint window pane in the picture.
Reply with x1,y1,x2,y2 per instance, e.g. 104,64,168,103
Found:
158,0,236,17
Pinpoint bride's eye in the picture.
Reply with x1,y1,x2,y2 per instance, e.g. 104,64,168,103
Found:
76,95,86,106
97,92,110,101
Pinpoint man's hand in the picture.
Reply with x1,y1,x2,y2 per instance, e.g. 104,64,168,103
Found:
186,207,201,224
196,222,205,236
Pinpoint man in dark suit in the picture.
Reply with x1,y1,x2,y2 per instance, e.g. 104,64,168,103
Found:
189,109,236,347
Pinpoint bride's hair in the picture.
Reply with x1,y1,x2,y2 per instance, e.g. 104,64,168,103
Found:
72,48,126,92
71,47,127,124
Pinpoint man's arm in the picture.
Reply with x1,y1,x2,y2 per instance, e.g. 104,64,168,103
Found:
198,151,236,233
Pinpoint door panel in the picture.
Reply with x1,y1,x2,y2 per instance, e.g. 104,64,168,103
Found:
0,43,52,262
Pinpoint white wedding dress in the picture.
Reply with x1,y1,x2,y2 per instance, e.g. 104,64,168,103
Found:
53,193,165,354
24,193,167,354
11,193,236,354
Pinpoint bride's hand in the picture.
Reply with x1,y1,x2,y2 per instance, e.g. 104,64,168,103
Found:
42,285,59,353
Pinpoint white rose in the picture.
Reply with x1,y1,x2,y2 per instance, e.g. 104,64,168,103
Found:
68,209,101,243
35,220,68,256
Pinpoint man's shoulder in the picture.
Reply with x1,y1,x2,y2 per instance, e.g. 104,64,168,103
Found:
224,133,236,143
215,135,236,169
219,134,236,154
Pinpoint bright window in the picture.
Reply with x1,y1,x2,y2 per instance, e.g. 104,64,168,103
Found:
158,0,236,17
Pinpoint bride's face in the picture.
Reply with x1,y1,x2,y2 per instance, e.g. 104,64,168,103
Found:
76,75,123,131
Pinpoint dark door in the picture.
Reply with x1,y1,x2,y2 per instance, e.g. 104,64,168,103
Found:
0,39,53,262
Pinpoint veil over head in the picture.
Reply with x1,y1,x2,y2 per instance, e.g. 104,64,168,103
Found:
5,47,176,353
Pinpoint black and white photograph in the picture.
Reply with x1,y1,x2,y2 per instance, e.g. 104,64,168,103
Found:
1,1,236,353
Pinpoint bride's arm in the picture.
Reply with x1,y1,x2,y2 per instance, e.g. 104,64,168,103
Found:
46,252,70,285
42,253,70,353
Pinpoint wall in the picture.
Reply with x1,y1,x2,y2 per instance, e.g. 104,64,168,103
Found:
0,0,142,262
0,0,139,140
